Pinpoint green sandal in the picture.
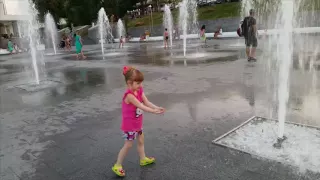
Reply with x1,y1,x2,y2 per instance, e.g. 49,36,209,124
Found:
140,157,156,166
112,164,125,177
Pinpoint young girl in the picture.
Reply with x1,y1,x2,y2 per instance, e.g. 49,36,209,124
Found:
164,28,169,49
200,25,206,46
112,66,165,177
7,39,13,54
74,32,86,60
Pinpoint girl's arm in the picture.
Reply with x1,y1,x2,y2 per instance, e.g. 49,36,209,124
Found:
142,93,159,109
127,94,160,113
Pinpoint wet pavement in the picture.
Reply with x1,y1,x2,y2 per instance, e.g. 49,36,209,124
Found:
1,38,320,180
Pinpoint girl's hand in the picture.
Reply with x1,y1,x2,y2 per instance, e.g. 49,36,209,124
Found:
152,108,163,114
157,107,165,113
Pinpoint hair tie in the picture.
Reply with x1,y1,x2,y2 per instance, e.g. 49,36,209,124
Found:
123,66,130,75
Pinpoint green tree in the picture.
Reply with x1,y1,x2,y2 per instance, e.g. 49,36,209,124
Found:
65,0,102,26
33,0,66,22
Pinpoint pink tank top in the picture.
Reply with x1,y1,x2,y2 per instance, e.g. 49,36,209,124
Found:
121,87,144,131
164,31,169,37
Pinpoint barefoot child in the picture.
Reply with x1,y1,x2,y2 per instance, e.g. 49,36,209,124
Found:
164,28,169,49
7,39,14,54
200,25,206,46
74,32,86,60
112,66,165,177
119,36,124,48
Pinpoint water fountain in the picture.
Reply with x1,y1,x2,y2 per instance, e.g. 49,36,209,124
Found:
23,0,41,84
97,8,112,56
8,0,62,91
274,0,294,145
117,19,126,42
179,0,189,57
213,0,320,174
45,12,58,55
178,0,200,56
163,4,173,48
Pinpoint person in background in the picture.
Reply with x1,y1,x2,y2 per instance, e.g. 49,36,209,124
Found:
214,26,223,39
163,28,169,49
7,39,14,54
74,32,86,60
200,25,206,46
119,36,124,48
242,9,258,61
65,35,71,51
13,43,20,53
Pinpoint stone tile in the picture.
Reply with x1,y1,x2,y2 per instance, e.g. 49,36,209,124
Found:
1,167,20,180
237,170,274,180
23,163,66,180
37,146,85,177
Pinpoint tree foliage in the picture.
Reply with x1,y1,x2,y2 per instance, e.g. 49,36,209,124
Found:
33,0,139,26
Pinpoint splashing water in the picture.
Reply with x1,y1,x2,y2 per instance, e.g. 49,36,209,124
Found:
117,19,126,41
18,0,42,84
179,0,188,57
179,0,197,57
242,0,320,139
163,4,173,48
276,0,294,139
97,8,112,56
45,12,58,55
188,0,198,35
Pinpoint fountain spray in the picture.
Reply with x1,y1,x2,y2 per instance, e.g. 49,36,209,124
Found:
97,8,111,56
117,19,126,43
45,12,58,55
163,4,173,48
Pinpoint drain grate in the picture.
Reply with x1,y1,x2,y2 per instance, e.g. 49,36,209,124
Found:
213,116,320,173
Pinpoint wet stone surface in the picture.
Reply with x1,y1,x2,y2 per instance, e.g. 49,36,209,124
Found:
1,38,320,180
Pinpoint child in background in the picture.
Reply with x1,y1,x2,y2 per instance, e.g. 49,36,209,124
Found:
7,40,13,54
200,25,206,46
164,28,169,49
119,36,124,48
112,66,165,177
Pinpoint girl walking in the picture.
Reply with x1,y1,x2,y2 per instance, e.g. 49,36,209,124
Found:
74,32,86,60
7,39,14,54
200,25,206,46
112,66,165,177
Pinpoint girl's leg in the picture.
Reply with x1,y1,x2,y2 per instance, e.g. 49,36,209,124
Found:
115,140,134,165
137,132,155,166
112,140,133,177
81,50,86,59
137,132,146,160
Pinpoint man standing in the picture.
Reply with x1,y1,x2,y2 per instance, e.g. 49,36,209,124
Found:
242,9,258,61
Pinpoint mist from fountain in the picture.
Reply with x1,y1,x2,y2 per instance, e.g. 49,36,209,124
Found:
179,0,198,57
276,0,294,139
241,0,320,140
163,4,173,48
45,12,58,55
188,0,198,35
117,19,126,42
18,0,42,84
179,0,188,57
97,8,112,56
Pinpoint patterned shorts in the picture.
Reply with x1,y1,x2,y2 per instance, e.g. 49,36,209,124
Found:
122,130,143,141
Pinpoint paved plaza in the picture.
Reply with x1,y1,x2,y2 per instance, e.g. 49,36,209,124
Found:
1,38,320,180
